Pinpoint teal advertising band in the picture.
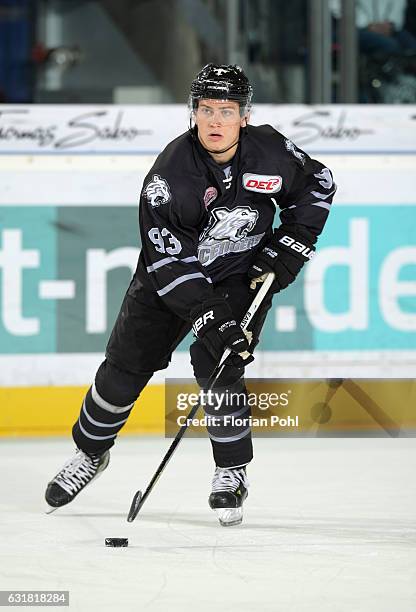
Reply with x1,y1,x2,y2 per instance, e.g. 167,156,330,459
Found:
0,205,415,355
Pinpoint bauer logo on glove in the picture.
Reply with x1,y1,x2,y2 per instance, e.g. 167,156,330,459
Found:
248,225,316,293
190,298,253,365
192,310,215,335
278,234,315,260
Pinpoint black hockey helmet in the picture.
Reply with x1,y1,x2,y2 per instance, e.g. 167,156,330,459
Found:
189,63,252,115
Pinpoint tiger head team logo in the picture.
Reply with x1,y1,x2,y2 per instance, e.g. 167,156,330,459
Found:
198,206,262,267
144,174,171,207
200,207,259,243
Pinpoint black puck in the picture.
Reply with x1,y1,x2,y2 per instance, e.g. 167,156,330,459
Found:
105,538,128,547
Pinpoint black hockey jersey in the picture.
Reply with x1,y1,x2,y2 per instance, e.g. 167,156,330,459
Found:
133,124,336,320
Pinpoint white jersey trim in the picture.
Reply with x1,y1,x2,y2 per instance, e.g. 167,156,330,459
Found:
146,255,198,273
157,272,212,297
311,201,331,211
311,188,337,200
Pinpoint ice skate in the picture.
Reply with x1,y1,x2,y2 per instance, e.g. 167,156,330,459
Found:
45,448,110,513
208,466,249,526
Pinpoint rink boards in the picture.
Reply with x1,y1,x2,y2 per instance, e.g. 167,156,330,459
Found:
0,105,415,435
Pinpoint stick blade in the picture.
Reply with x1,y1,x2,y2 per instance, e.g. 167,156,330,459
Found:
127,490,143,522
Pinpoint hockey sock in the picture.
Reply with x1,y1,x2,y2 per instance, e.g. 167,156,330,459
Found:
72,384,133,454
202,380,253,467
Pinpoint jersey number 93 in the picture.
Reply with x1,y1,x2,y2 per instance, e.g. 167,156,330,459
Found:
148,227,182,255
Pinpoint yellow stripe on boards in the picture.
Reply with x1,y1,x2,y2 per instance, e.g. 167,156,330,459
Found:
0,385,165,437
1,381,415,438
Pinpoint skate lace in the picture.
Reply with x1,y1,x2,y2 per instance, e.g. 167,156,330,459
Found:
54,450,100,495
212,467,249,493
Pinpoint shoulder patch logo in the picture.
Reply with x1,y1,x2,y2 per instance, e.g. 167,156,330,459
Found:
144,174,171,208
203,186,218,209
242,173,282,194
284,138,306,165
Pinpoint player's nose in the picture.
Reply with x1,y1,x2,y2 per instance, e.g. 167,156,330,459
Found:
208,112,222,126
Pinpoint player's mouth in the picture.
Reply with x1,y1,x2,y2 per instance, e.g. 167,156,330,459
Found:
207,132,223,141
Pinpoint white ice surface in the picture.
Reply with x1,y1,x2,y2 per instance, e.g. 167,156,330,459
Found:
0,437,415,612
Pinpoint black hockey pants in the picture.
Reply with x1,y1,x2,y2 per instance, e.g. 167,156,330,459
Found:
72,274,272,467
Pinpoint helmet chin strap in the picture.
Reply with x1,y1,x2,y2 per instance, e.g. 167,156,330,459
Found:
199,137,240,155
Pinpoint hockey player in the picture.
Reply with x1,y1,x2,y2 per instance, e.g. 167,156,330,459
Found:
45,64,335,526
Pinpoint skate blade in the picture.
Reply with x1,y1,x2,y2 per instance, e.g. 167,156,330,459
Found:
214,507,243,527
45,504,59,515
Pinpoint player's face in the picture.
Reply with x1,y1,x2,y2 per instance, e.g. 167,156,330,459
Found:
194,99,248,153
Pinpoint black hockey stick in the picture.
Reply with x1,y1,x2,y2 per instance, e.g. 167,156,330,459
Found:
127,272,275,522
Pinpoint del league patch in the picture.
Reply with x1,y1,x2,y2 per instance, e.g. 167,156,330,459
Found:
242,173,282,194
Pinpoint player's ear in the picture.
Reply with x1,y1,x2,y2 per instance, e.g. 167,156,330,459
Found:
241,113,250,127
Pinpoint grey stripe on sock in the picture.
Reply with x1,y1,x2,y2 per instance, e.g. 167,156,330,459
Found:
208,426,251,443
91,383,134,414
82,401,129,428
78,418,117,441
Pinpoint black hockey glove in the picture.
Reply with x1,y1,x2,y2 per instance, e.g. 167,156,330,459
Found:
248,226,316,293
190,298,253,366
